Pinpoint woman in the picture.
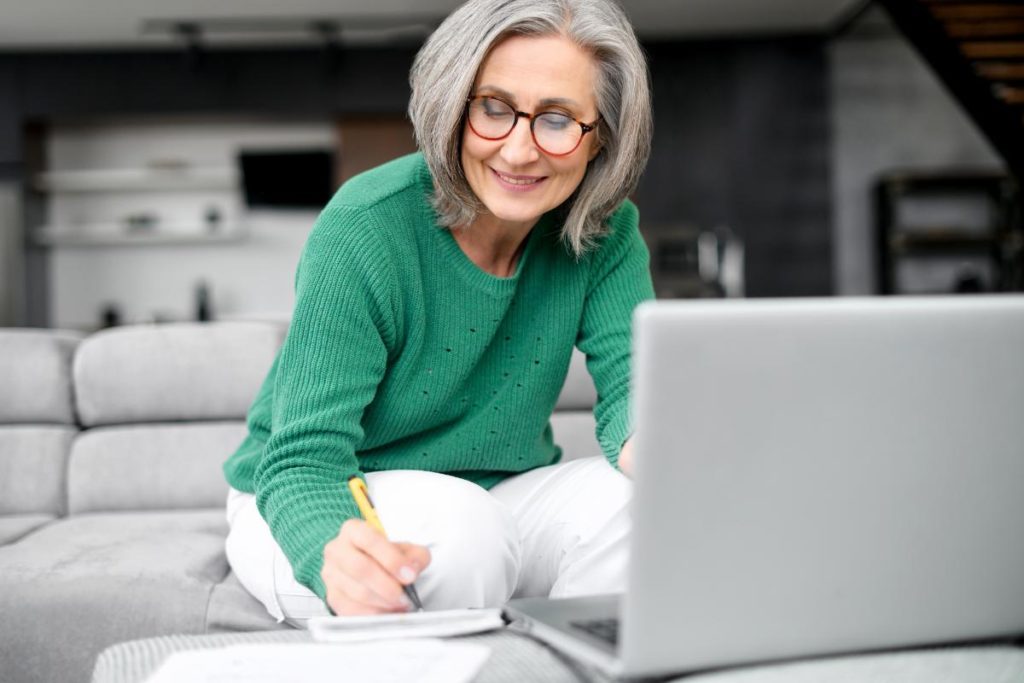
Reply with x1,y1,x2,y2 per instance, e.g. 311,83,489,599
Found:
222,0,653,624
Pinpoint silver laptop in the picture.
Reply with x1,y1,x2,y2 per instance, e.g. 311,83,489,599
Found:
505,296,1024,679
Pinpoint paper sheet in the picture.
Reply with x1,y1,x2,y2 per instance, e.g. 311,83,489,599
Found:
308,607,506,643
144,639,490,683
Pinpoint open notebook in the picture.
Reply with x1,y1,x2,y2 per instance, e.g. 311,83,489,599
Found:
307,607,506,642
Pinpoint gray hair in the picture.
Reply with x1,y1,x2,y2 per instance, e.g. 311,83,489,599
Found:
408,0,652,256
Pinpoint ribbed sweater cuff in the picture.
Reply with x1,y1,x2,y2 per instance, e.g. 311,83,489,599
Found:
600,408,632,470
301,492,363,601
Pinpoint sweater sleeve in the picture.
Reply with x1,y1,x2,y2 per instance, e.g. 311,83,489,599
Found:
254,204,398,601
576,201,655,469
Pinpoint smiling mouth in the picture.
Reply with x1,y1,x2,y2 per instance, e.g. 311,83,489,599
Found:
491,168,546,187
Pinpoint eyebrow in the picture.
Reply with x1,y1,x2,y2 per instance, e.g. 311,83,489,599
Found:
476,85,582,110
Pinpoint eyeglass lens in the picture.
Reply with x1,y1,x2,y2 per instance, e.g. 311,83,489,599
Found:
468,97,583,156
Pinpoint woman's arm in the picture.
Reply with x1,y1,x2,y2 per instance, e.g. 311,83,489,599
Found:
575,200,655,472
253,204,407,603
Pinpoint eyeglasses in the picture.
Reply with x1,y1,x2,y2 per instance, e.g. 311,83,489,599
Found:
465,95,599,157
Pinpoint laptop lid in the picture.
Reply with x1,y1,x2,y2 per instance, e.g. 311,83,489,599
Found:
622,296,1024,677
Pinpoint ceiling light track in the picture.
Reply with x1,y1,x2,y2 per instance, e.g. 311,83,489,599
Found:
142,15,439,46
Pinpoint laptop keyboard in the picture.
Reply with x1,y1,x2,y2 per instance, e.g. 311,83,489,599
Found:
569,617,620,646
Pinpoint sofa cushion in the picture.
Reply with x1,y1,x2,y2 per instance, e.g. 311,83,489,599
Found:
550,411,602,462
555,349,597,410
0,514,55,545
0,510,232,683
67,422,248,514
205,571,293,633
74,322,285,427
0,328,82,424
0,426,76,515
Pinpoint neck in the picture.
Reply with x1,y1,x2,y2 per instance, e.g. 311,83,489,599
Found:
452,213,539,277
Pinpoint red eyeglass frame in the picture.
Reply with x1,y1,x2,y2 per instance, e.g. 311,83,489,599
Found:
465,95,600,157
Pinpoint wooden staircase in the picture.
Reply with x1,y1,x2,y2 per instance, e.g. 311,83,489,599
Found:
876,0,1024,181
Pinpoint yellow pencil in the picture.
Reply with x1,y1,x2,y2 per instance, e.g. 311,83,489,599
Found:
347,476,425,611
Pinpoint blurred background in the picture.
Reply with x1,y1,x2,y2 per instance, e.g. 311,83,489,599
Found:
0,0,1019,331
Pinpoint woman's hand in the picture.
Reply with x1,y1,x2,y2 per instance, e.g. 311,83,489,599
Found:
320,518,431,616
619,437,635,478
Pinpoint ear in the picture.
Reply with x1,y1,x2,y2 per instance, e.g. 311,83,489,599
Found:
586,119,605,161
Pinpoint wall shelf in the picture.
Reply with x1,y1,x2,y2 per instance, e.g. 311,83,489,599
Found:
874,170,1022,293
889,231,1000,255
34,166,238,193
33,225,245,247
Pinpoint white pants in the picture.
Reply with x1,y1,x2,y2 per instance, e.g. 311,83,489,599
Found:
225,457,632,627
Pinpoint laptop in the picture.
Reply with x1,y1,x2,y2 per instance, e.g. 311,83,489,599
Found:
505,296,1024,679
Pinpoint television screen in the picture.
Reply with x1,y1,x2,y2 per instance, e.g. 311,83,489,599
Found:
239,149,335,209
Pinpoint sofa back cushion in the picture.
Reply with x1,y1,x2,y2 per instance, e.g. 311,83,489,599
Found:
67,422,249,513
0,330,82,526
73,322,286,427
64,321,602,512
0,329,82,425
556,349,597,411
0,428,76,516
552,350,601,461
67,322,284,512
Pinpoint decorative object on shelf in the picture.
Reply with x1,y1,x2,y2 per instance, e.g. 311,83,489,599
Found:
99,303,122,329
953,265,986,293
652,227,745,299
195,281,212,322
148,158,190,171
204,206,223,233
124,212,160,233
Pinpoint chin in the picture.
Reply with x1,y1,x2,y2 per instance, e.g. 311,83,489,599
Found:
485,201,547,226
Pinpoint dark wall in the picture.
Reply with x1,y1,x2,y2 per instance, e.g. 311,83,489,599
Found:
637,38,832,296
0,36,831,303
0,63,21,176
10,48,415,120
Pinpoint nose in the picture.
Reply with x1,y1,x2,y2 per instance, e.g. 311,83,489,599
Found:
499,117,541,167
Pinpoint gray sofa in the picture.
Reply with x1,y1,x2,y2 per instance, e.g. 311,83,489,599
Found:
0,320,605,683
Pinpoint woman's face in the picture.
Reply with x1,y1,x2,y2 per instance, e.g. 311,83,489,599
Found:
461,33,600,233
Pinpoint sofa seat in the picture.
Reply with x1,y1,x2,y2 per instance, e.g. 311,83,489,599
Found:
0,509,269,683
0,514,56,545
0,423,77,542
1,509,228,586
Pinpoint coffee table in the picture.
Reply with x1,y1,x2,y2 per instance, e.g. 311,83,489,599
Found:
92,628,1024,683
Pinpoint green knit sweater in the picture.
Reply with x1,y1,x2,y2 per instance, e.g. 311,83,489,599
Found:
223,152,654,600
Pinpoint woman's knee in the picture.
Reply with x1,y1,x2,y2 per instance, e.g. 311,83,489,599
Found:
367,470,522,608
432,487,521,604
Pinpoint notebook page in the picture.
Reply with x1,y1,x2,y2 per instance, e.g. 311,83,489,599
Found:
308,607,505,643
144,640,490,683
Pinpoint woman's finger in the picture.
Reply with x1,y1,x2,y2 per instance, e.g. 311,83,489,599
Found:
394,542,432,581
333,523,413,609
332,561,410,612
347,520,425,586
